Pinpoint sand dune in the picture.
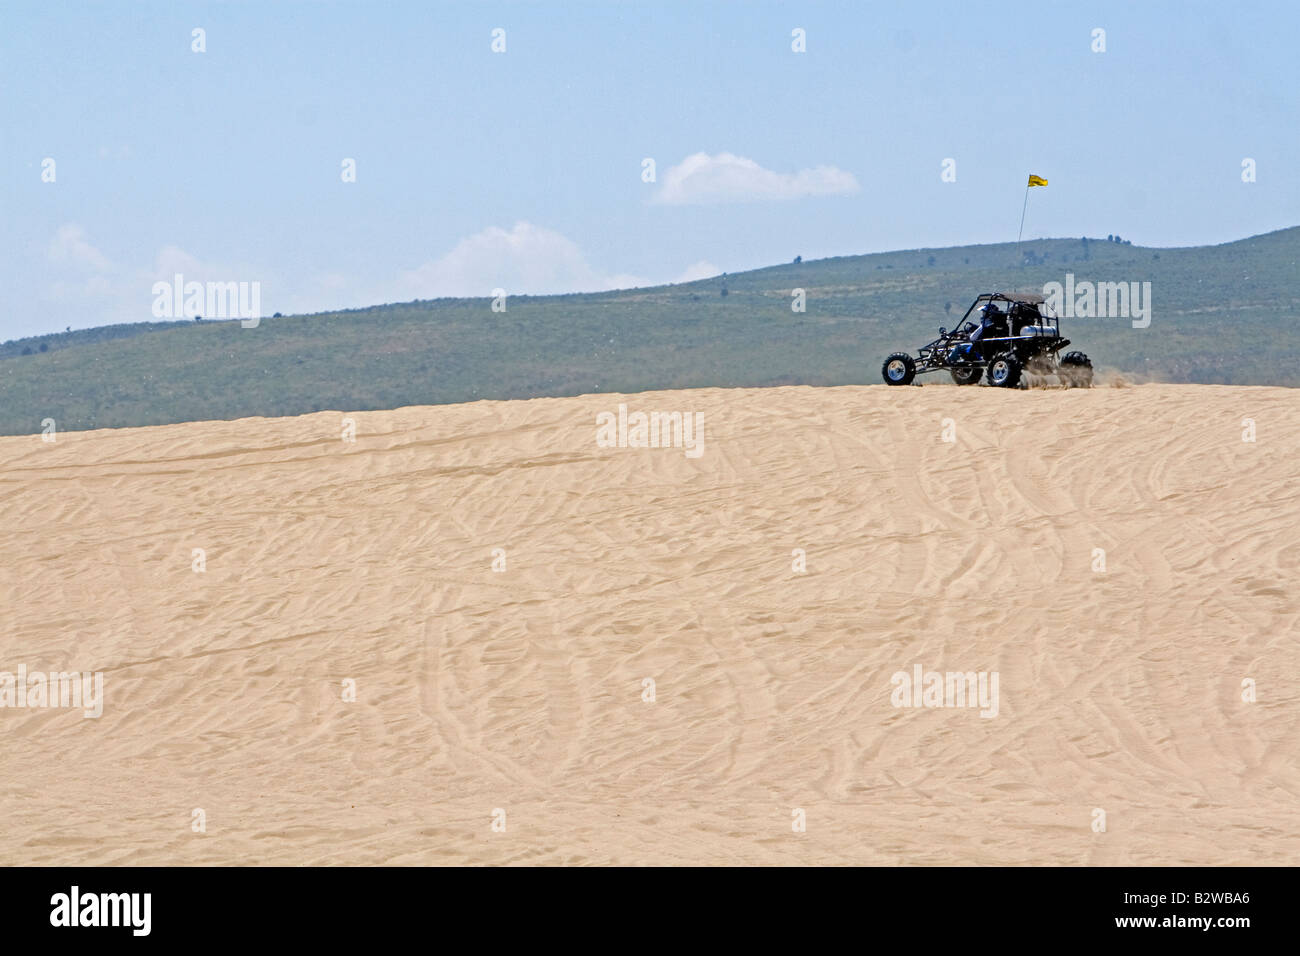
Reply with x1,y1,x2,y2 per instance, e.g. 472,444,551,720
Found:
1,384,1297,865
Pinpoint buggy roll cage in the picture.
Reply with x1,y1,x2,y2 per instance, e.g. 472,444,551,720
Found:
954,292,1059,337
914,292,1067,370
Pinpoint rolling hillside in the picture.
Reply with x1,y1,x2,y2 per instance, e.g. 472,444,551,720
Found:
3,227,1298,435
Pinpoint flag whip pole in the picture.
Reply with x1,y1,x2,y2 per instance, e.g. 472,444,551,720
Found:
1016,182,1030,265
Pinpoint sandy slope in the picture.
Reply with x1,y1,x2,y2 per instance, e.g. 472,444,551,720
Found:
0,383,1297,866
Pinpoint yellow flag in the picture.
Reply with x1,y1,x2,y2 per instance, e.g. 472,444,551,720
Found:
1027,175,1048,187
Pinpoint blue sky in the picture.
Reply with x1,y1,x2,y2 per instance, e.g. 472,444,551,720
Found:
3,0,1297,339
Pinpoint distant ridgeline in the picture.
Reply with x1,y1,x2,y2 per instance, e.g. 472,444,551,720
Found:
2,227,1297,434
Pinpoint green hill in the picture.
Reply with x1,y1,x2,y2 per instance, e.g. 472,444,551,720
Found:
3,227,1298,435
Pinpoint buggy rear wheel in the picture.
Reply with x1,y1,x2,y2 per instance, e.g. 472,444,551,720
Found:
1060,351,1093,388
882,352,916,386
986,352,1022,388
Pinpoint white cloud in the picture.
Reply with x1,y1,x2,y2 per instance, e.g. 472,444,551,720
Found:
149,246,349,316
653,152,859,205
47,224,111,271
401,221,650,298
43,230,285,322
673,260,722,283
37,221,725,330
152,245,206,278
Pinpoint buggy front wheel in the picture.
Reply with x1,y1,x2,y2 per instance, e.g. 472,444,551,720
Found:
986,352,1022,388
950,366,982,386
882,352,916,386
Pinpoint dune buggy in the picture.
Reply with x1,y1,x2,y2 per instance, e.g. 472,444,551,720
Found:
881,291,1093,388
